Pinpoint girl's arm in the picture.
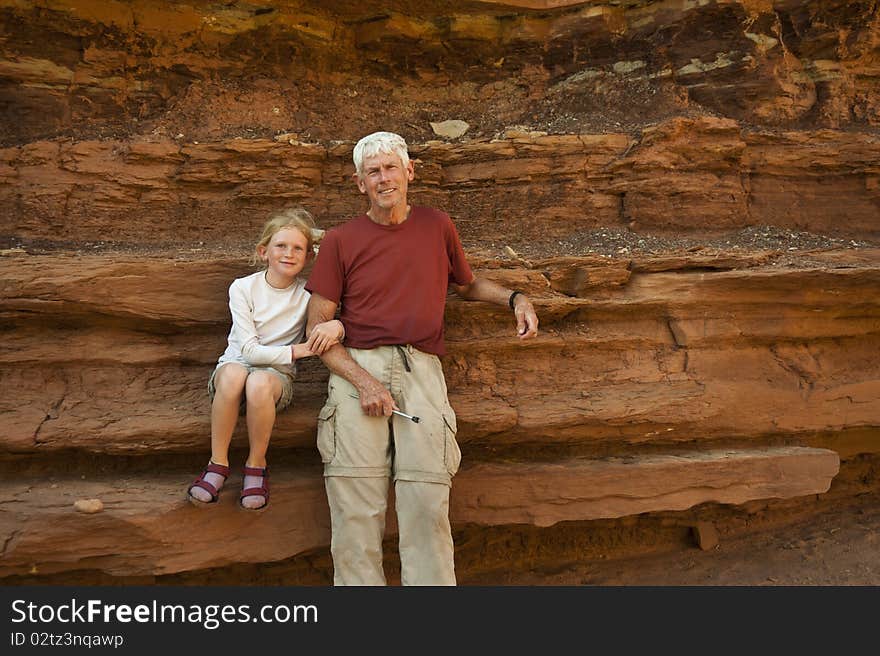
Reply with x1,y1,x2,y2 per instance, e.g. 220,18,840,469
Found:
292,319,345,360
229,281,294,366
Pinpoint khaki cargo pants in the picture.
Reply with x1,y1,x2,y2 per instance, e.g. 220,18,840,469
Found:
316,345,461,586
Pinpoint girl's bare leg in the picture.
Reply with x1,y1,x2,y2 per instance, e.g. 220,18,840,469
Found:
209,364,248,464
189,363,248,503
241,371,282,509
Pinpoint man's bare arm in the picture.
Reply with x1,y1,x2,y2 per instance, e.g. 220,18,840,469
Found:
305,292,396,416
453,276,539,339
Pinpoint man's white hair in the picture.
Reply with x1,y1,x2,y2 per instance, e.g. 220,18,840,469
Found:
352,131,410,177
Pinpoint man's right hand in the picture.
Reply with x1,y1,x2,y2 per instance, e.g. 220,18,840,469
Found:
307,293,396,417
355,377,397,417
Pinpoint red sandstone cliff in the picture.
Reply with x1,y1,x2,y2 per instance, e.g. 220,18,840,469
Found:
0,0,878,584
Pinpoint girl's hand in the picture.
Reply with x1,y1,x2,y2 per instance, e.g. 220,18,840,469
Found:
305,319,345,355
291,343,314,360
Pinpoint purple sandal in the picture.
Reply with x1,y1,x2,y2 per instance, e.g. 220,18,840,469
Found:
239,465,270,511
187,462,230,505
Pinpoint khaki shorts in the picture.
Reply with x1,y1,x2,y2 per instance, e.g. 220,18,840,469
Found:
316,345,461,485
208,362,296,413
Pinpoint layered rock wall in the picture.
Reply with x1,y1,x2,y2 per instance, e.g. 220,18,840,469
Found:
1,0,878,582
2,1,879,143
2,120,879,248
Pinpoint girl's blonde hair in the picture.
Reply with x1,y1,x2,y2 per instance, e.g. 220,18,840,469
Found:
251,207,323,266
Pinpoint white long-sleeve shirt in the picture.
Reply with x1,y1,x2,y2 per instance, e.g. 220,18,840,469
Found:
216,270,310,376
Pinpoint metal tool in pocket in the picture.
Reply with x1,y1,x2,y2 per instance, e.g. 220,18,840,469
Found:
347,393,420,423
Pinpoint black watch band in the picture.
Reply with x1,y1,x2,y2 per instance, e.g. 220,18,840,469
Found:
508,290,523,310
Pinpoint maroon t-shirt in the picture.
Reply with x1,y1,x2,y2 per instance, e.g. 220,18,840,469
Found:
305,206,474,356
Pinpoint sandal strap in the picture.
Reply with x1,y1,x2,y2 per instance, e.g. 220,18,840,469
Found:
187,462,230,502
240,466,269,505
189,478,221,499
240,486,269,499
205,462,231,477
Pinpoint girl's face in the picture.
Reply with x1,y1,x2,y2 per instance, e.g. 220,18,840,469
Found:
258,226,312,288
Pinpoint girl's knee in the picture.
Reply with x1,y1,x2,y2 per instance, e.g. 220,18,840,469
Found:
214,365,247,396
245,371,280,402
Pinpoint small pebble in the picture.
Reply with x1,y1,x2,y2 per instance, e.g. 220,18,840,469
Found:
74,499,104,514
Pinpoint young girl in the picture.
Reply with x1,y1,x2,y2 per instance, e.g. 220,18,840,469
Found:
187,208,343,510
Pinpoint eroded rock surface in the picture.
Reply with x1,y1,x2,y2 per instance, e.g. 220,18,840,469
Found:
2,119,879,247
1,251,878,454
1,0,878,583
0,447,839,578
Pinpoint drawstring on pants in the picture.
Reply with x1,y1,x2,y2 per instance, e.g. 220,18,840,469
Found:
395,345,411,372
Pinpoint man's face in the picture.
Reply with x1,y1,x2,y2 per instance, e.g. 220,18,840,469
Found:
357,150,414,214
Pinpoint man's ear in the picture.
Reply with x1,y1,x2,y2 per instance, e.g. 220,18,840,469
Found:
406,160,414,181
354,173,366,194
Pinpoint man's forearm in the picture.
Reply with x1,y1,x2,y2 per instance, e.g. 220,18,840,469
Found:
307,292,387,397
456,276,516,305
319,343,379,392
455,275,540,340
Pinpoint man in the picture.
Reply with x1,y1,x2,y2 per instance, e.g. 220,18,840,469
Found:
305,131,538,585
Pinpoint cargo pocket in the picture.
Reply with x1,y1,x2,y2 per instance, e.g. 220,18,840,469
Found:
316,403,337,464
442,409,461,477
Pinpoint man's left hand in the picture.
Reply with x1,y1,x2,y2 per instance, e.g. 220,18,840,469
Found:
514,295,539,339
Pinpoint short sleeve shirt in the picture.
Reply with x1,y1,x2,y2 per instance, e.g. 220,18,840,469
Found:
305,206,474,356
